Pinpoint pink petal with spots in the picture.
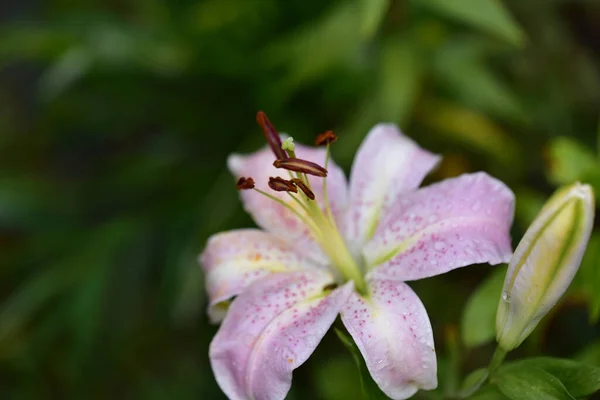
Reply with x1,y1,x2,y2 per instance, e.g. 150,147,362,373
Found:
199,229,322,323
365,172,515,281
228,143,347,265
346,124,441,248
340,279,436,399
210,271,353,400
345,124,441,249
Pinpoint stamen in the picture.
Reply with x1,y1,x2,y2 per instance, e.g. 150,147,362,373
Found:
268,177,298,193
252,187,322,235
315,130,337,146
236,177,255,190
273,158,328,177
256,111,288,160
291,178,315,200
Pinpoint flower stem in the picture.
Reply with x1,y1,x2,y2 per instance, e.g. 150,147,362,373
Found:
488,346,507,375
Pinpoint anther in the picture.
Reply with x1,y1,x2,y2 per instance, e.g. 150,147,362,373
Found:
273,158,328,177
268,177,298,193
315,130,338,146
236,177,255,190
257,111,288,160
322,283,338,292
291,178,315,200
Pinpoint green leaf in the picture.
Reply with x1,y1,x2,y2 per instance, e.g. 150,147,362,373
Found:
499,357,600,398
433,40,524,123
460,368,490,398
576,340,600,367
495,367,575,400
266,1,365,92
546,137,599,186
461,266,506,347
337,38,423,165
418,100,522,172
378,38,423,125
468,384,509,400
334,328,388,400
412,0,525,47
38,47,91,100
359,0,389,39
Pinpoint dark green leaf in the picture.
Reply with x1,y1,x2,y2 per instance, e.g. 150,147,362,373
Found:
499,357,600,398
468,384,509,400
576,340,600,367
495,367,575,400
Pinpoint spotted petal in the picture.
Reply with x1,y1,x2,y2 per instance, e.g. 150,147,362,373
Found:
340,279,436,400
199,229,322,322
366,172,514,281
228,143,347,264
210,270,353,400
345,124,441,249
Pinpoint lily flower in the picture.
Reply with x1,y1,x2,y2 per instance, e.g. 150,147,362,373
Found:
200,112,515,400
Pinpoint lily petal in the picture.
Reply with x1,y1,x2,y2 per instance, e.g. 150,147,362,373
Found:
366,172,514,281
228,143,347,264
210,270,353,400
346,124,441,249
199,229,322,323
340,278,436,400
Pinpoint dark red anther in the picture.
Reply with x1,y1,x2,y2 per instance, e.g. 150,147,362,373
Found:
268,177,298,193
236,177,255,190
290,178,315,200
273,158,328,177
257,111,288,160
315,130,338,146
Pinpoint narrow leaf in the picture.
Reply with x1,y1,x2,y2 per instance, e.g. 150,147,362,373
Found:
413,0,525,47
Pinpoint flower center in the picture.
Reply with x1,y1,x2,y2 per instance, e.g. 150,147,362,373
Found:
237,112,367,293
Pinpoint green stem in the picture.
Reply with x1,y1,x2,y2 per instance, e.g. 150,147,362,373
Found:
488,346,508,375
456,347,507,399
443,326,461,397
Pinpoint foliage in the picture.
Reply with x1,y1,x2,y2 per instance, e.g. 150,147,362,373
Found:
1,0,600,398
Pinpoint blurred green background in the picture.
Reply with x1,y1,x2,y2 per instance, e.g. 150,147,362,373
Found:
1,0,600,399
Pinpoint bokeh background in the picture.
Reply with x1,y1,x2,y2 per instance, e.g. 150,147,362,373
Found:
1,0,600,399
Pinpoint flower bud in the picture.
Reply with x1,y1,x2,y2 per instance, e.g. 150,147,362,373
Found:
496,183,595,351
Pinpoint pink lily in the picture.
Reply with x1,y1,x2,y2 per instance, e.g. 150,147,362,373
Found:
200,113,515,400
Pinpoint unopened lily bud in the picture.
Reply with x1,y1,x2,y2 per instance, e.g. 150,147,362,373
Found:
496,183,595,351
